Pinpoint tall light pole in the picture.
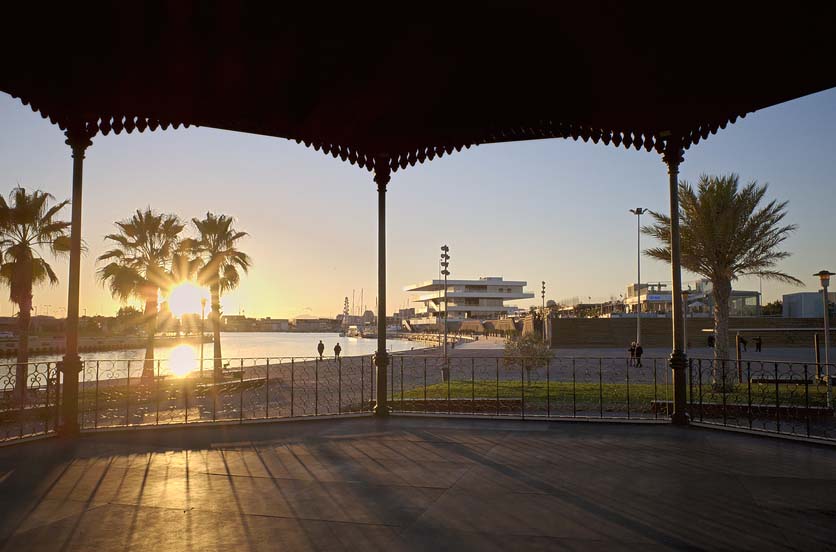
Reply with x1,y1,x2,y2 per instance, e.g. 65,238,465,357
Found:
814,270,833,407
541,281,546,344
200,297,207,377
629,208,646,346
440,245,450,363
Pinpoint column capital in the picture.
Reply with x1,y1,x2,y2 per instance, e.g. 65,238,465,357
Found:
662,137,684,173
64,124,94,158
373,157,391,192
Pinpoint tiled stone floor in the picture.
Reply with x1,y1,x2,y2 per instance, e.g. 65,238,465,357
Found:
0,417,833,551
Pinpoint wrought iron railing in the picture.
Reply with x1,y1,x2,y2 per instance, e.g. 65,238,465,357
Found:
388,355,674,420
76,356,377,430
0,361,60,442
688,358,834,441
1,353,832,444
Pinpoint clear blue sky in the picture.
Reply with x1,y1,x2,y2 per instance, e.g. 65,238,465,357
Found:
1,88,834,319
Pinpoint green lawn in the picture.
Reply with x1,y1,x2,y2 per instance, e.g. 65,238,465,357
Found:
398,380,829,408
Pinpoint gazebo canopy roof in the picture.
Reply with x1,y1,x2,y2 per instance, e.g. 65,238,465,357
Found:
3,4,835,171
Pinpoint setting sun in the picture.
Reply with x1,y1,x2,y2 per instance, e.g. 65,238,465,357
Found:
167,344,198,377
166,282,207,317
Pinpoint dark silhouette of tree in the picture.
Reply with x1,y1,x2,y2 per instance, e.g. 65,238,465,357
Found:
98,209,184,379
0,188,70,400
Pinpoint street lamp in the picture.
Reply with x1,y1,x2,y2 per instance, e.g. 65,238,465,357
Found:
200,297,207,378
629,208,646,346
814,270,834,407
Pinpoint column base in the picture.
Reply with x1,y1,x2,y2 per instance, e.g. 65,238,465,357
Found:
373,404,391,417
669,350,690,426
374,350,390,417
58,355,82,437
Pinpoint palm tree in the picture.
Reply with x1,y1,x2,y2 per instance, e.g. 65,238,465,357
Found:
98,209,184,379
643,174,801,375
187,213,251,377
0,188,71,401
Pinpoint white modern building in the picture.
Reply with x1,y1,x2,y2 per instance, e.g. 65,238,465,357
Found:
404,276,534,327
782,291,836,318
623,279,761,317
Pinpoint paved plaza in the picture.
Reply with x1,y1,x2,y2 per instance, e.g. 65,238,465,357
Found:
0,416,833,551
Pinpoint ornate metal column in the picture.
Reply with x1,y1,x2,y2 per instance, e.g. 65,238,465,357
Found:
373,158,391,416
60,125,93,436
663,138,689,425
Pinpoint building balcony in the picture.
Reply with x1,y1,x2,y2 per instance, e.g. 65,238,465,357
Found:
414,291,535,302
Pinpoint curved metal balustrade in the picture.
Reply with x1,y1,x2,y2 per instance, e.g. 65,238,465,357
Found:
1,354,833,445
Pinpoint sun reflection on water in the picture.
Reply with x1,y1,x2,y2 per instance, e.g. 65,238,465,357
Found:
167,344,198,377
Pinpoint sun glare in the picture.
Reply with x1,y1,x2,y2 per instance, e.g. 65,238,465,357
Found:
168,344,198,377
167,282,207,317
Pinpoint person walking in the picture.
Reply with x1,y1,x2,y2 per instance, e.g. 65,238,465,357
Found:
635,343,644,368
754,336,762,352
334,342,342,360
317,340,325,360
739,336,748,352
628,342,636,366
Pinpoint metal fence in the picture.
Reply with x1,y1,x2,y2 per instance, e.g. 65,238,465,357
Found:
0,361,60,442
388,355,674,420
1,354,832,445
76,356,377,430
687,358,834,441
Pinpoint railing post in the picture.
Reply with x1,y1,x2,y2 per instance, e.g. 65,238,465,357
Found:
520,359,525,419
626,357,631,419
774,362,780,433
126,360,131,426
721,361,727,426
471,357,475,415
184,366,189,424
804,364,811,437
265,359,270,419
546,359,550,418
496,358,500,416
598,358,603,419
423,358,427,411
212,354,217,422
155,360,161,425
315,358,319,416
360,356,364,411
290,358,295,417
747,361,752,429
687,358,692,420
338,357,342,415
94,361,99,430
45,364,52,435
239,358,244,423
698,359,704,422
572,358,577,418
447,359,452,415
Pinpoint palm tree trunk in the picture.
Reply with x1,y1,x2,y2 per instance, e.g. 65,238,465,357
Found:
712,278,733,389
15,291,32,403
142,298,157,380
210,284,222,379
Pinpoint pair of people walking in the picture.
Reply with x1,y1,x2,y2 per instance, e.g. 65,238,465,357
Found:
317,340,341,360
628,341,644,367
